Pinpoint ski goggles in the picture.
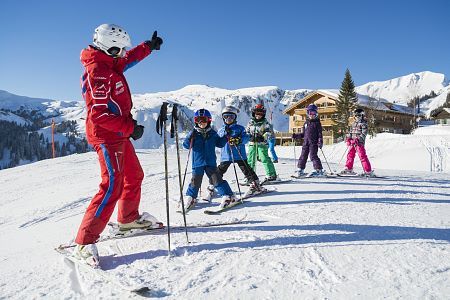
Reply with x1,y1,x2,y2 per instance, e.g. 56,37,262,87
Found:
222,113,236,121
107,46,126,57
194,116,211,123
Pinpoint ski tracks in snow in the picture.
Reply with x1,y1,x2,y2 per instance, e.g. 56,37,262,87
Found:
295,247,342,295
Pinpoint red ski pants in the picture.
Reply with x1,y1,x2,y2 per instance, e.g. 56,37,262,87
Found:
75,140,144,245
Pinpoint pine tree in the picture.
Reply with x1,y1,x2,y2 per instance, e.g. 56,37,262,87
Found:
333,69,358,141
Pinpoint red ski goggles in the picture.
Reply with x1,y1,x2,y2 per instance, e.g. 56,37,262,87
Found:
194,116,211,123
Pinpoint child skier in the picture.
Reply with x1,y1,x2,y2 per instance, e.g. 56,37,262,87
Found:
341,108,373,176
74,24,163,267
182,109,238,210
204,106,265,200
246,104,278,184
292,104,324,177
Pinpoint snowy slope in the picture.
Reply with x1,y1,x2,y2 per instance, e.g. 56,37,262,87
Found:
0,110,29,125
0,127,449,299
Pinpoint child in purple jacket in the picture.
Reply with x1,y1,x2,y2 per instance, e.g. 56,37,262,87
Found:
292,104,324,177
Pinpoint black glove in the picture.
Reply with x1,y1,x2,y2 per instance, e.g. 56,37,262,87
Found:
145,31,163,50
131,121,144,140
228,137,241,146
318,143,323,149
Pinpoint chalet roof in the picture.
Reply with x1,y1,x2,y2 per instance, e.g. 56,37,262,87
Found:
430,107,450,118
283,90,417,116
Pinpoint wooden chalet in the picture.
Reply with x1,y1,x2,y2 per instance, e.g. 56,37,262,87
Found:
281,90,417,145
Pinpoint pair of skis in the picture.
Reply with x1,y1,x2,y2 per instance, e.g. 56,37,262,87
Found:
291,172,385,179
235,178,291,186
203,186,277,214
55,215,247,294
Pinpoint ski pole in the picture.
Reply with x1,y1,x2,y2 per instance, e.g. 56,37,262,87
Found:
181,136,194,191
171,104,189,244
320,148,333,174
157,102,171,255
227,137,243,201
252,129,258,172
292,137,297,172
338,145,350,169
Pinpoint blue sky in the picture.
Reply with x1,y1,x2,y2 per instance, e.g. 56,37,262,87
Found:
1,0,449,101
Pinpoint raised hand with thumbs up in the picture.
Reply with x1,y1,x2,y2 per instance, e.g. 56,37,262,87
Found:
145,31,163,50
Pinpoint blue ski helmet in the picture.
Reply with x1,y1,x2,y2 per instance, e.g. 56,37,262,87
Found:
194,108,212,124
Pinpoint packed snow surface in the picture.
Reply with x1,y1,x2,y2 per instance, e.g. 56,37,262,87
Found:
0,127,449,299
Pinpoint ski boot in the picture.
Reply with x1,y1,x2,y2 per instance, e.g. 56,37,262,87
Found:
118,212,160,232
266,175,278,181
362,170,375,177
73,243,100,268
295,168,306,177
201,185,215,203
220,194,240,209
179,196,197,211
260,175,278,185
309,169,325,177
244,180,266,198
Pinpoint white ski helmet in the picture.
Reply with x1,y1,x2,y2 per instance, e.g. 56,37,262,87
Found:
221,105,239,117
93,24,131,56
222,105,239,124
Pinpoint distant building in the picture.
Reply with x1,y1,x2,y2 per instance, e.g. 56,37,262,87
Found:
281,90,417,145
430,108,450,125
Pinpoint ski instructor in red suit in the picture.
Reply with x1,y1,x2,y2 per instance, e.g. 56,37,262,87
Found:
74,24,163,267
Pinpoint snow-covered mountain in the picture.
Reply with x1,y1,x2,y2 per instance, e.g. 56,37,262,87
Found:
1,70,449,153
0,89,86,128
0,86,311,150
355,71,450,114
130,85,310,148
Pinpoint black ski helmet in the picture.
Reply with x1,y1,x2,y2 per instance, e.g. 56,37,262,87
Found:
354,108,365,120
251,104,266,118
354,108,365,116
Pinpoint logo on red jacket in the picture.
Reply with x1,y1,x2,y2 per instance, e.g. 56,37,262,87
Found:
92,81,108,98
115,81,125,95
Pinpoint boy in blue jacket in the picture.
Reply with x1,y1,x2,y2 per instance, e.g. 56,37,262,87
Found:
205,106,265,200
182,109,237,210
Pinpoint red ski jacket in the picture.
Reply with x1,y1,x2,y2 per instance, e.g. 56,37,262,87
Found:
80,43,151,145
